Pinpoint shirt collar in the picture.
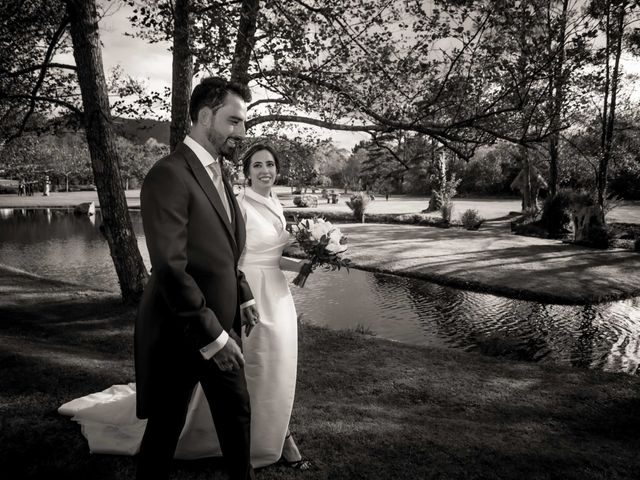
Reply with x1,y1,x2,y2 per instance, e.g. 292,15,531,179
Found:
183,135,218,168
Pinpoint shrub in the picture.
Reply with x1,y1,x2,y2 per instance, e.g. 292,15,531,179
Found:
293,194,318,208
428,155,461,212
541,189,574,238
346,192,371,222
440,201,454,224
461,209,484,230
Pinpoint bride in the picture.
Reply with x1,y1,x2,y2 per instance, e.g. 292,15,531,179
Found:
58,143,311,470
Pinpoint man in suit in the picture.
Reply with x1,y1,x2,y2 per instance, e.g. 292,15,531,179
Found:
135,77,259,480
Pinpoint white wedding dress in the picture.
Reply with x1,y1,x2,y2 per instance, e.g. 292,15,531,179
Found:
59,187,298,468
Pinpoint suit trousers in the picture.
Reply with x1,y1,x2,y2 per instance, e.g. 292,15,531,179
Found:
136,343,254,480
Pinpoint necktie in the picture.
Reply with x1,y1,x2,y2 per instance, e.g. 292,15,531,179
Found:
208,161,232,223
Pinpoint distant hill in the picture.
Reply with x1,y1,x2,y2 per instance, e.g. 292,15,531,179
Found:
112,118,170,145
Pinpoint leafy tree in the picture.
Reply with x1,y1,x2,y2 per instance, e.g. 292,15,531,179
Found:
358,133,434,195
1,0,149,302
458,150,506,195
311,140,349,184
535,0,599,197
115,136,167,189
340,147,365,193
587,0,640,209
39,133,92,191
127,0,577,159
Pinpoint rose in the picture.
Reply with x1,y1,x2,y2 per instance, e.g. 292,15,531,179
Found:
328,228,342,245
309,219,332,241
326,240,347,255
291,215,351,288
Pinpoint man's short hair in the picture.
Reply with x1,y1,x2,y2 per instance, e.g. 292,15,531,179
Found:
188,77,252,123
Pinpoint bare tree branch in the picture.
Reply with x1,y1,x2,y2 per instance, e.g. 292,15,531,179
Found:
7,15,70,142
0,63,77,78
371,134,412,171
248,97,292,110
246,114,385,132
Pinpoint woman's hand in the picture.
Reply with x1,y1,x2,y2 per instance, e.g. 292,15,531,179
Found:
241,304,260,337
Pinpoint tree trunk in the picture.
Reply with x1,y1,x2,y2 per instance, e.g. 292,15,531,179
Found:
66,0,148,303
522,151,533,212
170,0,193,152
598,2,625,211
547,0,569,197
518,4,534,214
230,0,260,86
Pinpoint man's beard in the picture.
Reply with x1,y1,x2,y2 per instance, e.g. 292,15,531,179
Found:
208,132,240,158
219,140,237,157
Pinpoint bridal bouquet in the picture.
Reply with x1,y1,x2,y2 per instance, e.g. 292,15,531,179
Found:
290,216,350,287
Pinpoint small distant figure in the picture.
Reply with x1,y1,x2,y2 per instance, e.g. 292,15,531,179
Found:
18,179,25,196
43,175,51,196
327,189,334,204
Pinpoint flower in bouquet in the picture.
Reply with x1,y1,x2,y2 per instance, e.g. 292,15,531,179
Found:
290,216,350,287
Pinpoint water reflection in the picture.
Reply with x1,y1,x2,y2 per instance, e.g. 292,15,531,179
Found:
0,208,149,287
1,208,639,375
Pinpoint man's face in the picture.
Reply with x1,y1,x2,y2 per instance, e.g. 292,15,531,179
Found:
206,93,247,158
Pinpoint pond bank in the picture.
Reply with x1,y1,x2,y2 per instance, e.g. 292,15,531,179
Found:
1,267,639,480
2,192,639,304
285,221,640,305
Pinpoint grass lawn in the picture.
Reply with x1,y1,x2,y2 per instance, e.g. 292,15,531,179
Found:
2,269,640,480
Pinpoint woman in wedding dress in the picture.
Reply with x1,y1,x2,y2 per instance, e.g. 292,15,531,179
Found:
58,143,310,470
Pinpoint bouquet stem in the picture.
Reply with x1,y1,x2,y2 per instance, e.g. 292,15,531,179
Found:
292,262,313,288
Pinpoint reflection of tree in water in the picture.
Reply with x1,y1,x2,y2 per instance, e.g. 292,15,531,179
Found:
361,271,640,373
570,305,600,369
473,301,554,363
372,272,505,352
602,299,640,374
372,271,599,366
0,208,101,244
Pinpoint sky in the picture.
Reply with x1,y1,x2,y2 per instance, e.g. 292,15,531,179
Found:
95,2,368,152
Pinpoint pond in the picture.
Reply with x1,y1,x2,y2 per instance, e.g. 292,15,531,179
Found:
1,208,639,376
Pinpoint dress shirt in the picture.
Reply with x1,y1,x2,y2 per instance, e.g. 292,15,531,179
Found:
183,136,231,222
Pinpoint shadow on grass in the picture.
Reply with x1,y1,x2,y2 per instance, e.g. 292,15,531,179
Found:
2,282,640,479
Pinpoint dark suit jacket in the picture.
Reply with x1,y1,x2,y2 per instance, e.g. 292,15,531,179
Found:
135,142,253,419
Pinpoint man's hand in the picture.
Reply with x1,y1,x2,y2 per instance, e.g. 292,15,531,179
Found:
213,336,244,372
241,304,260,337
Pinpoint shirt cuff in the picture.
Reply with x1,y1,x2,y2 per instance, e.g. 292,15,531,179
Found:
199,330,229,360
240,299,256,309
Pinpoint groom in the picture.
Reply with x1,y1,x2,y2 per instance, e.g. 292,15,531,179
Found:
135,77,259,480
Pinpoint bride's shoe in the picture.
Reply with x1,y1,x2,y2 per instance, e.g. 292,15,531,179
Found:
278,432,314,471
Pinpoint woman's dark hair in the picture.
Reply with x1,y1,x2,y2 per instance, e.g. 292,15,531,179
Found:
189,77,252,123
241,143,281,185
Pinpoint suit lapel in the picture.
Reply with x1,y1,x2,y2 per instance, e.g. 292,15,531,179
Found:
226,177,246,260
178,143,238,253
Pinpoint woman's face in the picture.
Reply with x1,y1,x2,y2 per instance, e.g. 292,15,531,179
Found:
248,149,277,194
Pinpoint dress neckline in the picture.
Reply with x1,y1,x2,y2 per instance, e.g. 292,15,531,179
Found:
242,187,286,233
